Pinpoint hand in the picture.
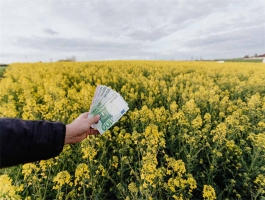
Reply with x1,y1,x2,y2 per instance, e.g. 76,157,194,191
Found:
64,112,100,144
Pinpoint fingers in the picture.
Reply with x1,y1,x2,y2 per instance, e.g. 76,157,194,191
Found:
86,128,100,135
88,114,100,124
86,114,100,136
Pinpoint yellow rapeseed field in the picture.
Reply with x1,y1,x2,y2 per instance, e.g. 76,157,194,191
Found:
0,61,265,199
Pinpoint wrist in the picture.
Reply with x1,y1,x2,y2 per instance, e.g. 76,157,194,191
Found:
65,124,74,144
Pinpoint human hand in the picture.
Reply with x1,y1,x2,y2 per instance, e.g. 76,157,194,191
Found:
64,112,100,144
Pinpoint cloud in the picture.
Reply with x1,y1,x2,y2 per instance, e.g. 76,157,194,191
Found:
43,28,59,35
1,0,264,63
45,1,229,41
187,24,264,58
11,35,148,62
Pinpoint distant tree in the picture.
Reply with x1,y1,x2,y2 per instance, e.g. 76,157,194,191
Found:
244,55,249,58
71,55,76,62
66,55,76,61
254,53,258,57
58,56,76,62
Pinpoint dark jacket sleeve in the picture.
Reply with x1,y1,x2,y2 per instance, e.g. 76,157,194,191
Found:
0,118,66,168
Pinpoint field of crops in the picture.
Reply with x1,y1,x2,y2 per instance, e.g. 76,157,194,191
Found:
0,67,7,77
0,61,265,199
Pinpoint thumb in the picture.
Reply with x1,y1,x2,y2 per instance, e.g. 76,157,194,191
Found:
88,114,101,124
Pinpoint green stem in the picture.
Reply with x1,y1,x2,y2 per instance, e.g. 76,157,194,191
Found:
43,167,51,200
83,184,87,199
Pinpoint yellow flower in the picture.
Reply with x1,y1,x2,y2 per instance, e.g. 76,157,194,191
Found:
187,174,197,191
202,185,216,200
22,163,39,180
128,182,138,193
81,143,97,161
53,171,71,189
74,163,90,186
172,194,183,200
248,93,261,109
211,123,226,143
170,101,178,113
111,156,119,169
0,175,22,199
254,174,265,188
192,115,203,129
39,159,53,172
166,158,186,175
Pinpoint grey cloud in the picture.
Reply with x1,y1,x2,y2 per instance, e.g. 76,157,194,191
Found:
47,1,226,41
1,0,265,63
126,28,168,41
43,28,59,35
180,24,265,59
183,24,264,49
10,34,157,62
13,36,143,53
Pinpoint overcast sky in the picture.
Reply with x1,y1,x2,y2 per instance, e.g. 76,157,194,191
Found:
0,0,264,63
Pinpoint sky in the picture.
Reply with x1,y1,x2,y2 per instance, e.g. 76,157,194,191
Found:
0,0,265,63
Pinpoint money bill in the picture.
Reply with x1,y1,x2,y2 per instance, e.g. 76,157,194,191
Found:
89,85,101,113
88,85,129,134
93,85,106,106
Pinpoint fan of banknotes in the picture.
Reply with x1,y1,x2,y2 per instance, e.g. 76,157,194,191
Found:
88,85,129,134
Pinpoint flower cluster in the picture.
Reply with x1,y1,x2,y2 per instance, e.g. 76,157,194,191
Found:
203,185,216,200
53,171,72,189
0,175,23,199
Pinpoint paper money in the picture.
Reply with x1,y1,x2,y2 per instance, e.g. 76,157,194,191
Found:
88,85,129,134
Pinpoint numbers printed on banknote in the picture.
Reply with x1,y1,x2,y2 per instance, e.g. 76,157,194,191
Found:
88,85,129,134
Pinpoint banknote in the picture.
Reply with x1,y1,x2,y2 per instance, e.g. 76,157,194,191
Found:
88,85,129,134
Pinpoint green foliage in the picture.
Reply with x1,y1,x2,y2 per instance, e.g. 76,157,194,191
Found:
0,67,7,76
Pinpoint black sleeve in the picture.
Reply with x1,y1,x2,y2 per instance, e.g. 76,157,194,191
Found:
0,118,66,168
